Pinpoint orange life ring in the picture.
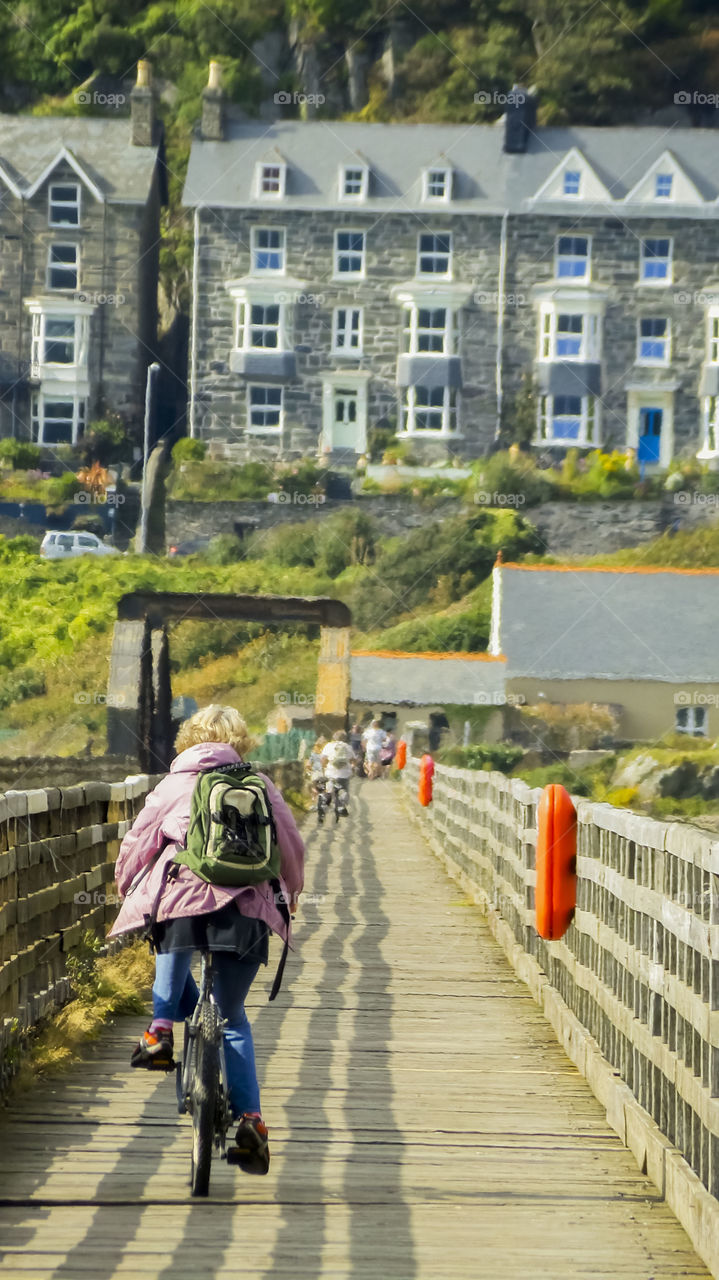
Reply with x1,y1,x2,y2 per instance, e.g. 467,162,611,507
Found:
396,740,407,770
418,753,434,806
535,784,577,940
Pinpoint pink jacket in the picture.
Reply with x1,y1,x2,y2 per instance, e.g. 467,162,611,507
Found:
109,742,305,943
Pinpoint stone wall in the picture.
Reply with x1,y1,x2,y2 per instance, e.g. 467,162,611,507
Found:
166,491,717,556
401,758,719,1276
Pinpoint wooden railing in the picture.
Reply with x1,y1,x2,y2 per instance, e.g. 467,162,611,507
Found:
0,775,157,1091
402,758,719,1275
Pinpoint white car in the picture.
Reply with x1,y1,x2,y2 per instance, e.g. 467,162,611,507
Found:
40,530,119,559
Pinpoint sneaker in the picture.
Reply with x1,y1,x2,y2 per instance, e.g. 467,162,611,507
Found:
229,1113,270,1175
130,1026,175,1070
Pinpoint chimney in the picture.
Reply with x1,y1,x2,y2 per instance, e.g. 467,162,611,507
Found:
130,60,156,147
503,85,536,154
201,61,225,141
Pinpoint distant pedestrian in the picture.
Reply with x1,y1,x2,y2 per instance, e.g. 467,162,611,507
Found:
362,719,388,780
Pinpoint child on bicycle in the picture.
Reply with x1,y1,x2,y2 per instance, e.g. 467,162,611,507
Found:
305,738,327,800
109,704,304,1176
320,730,355,814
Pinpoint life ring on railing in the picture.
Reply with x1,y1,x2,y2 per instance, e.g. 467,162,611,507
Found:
535,784,577,940
396,739,407,770
418,754,435,806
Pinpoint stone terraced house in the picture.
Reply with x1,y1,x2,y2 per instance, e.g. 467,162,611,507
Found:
0,63,166,447
184,70,719,467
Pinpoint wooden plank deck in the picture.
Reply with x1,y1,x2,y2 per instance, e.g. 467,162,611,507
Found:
0,780,709,1279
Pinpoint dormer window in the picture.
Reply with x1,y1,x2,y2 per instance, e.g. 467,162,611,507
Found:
49,183,80,227
655,173,673,199
340,165,368,200
563,170,581,197
256,162,285,198
422,168,451,202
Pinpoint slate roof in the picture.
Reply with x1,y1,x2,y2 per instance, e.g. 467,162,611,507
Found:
0,116,161,203
495,565,719,683
350,650,507,705
183,120,719,215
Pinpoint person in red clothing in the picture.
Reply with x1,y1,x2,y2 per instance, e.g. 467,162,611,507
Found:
110,704,305,1175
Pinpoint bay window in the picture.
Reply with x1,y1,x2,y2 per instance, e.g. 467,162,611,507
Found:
403,306,457,355
537,394,599,446
400,386,459,435
539,309,600,361
31,394,86,445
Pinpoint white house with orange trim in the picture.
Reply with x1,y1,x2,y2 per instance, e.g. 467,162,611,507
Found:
349,649,508,741
491,560,719,740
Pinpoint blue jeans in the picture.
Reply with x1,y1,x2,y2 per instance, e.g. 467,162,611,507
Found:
153,950,262,1117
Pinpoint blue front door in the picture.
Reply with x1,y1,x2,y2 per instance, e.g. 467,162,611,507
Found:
638,407,663,464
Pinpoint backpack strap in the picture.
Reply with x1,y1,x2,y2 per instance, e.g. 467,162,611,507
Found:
268,880,291,1002
141,857,179,953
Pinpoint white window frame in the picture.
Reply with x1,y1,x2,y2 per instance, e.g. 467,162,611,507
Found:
555,235,590,281
331,306,363,355
403,306,456,356
333,229,365,279
339,165,368,201
538,307,600,362
31,392,86,445
250,227,286,274
707,311,719,364
47,242,79,291
235,300,287,351
536,394,599,447
422,167,452,203
699,396,719,458
255,162,286,199
247,384,284,433
562,169,581,197
416,232,452,279
48,182,81,227
399,386,460,437
640,237,673,285
655,173,673,200
30,312,89,373
636,316,671,366
675,705,707,737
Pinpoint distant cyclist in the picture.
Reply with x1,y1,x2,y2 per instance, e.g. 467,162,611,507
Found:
305,738,326,801
321,730,355,814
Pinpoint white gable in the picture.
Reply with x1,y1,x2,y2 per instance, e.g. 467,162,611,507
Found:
24,146,104,202
623,149,704,205
531,147,612,204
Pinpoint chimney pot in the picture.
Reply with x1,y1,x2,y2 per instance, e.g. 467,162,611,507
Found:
131,60,156,146
201,60,225,141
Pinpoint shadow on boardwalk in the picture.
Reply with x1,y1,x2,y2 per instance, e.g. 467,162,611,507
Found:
0,779,709,1279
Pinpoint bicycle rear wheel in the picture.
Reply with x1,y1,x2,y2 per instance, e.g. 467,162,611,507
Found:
190,1004,220,1197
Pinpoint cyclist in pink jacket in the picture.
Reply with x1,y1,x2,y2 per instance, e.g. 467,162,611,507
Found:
111,704,305,1175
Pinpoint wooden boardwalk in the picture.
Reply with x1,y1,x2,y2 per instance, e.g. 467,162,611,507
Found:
0,781,709,1279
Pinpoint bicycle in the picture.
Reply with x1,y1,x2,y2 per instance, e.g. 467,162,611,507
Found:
175,950,238,1196
317,777,349,825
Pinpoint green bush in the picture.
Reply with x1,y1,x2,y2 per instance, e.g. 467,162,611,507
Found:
80,418,130,466
46,471,85,508
349,509,543,631
560,449,639,500
467,451,557,507
0,665,46,709
168,459,273,501
370,604,490,653
244,520,317,567
275,460,327,496
0,439,42,470
513,763,592,796
172,437,207,463
205,533,244,564
314,509,376,577
71,513,105,536
367,424,397,462
437,743,524,773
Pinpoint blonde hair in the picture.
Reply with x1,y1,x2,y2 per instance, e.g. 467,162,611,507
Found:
175,704,255,758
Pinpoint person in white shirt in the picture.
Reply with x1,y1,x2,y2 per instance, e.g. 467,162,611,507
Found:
362,718,388,780
320,731,355,814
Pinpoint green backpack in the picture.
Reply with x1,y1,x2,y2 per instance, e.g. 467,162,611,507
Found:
174,763,282,888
